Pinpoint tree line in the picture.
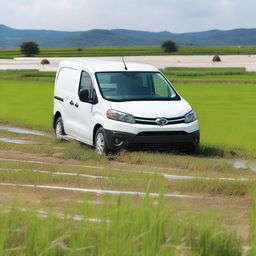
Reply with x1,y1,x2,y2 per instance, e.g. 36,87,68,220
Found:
19,40,178,56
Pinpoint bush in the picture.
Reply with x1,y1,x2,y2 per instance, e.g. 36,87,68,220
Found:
161,40,178,53
20,41,40,57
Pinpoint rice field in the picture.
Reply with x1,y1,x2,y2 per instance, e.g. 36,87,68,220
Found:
1,45,256,59
0,67,255,254
0,68,256,156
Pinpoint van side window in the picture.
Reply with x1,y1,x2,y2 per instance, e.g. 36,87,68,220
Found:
79,71,93,97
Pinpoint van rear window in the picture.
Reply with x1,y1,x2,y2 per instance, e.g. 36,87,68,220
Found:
56,68,80,93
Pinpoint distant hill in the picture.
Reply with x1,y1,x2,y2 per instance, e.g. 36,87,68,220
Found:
1,25,256,49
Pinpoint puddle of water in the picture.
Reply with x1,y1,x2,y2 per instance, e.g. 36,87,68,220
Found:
156,167,184,171
0,138,44,145
37,210,108,222
0,158,102,169
0,158,250,182
0,183,201,199
121,169,248,182
162,174,196,180
0,125,51,137
161,173,248,182
0,166,248,182
154,158,256,173
233,160,248,169
249,163,256,172
31,209,105,222
5,207,107,223
233,160,256,172
0,168,113,179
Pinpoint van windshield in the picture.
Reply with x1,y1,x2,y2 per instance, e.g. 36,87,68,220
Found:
95,72,180,102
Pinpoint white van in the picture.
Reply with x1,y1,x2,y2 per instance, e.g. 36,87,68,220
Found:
53,59,199,154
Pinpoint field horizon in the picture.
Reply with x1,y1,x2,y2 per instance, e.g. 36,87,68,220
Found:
1,45,256,59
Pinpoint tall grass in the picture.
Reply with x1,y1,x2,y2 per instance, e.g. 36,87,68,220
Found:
0,195,242,256
251,191,256,255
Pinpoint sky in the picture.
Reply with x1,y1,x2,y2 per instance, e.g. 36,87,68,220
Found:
1,0,256,33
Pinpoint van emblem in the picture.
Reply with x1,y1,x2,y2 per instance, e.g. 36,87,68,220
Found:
156,118,168,126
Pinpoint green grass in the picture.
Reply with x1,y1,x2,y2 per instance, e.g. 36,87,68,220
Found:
0,70,55,82
1,45,256,59
0,196,243,256
173,83,256,155
163,67,256,84
0,79,53,129
163,67,248,75
1,68,256,157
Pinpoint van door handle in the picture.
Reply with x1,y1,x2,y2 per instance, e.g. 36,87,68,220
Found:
69,100,74,106
75,103,79,108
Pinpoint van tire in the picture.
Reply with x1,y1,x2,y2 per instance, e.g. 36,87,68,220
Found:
95,128,109,155
55,117,66,138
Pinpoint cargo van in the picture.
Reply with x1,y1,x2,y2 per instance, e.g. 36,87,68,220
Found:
53,59,199,154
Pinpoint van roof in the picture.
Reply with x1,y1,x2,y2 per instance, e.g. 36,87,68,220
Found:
58,59,158,73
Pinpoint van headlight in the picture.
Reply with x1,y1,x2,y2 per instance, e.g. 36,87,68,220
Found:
107,109,135,124
184,110,197,123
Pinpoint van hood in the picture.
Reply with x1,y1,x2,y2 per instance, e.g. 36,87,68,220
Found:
109,99,192,118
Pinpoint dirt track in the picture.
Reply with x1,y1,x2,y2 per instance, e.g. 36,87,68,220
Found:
0,124,253,241
0,55,256,71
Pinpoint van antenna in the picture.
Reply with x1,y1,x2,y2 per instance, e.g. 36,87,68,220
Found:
122,57,128,70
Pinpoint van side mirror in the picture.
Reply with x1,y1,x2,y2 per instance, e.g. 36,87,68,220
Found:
79,89,89,102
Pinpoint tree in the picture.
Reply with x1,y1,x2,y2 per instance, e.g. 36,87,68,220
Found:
161,40,178,53
20,41,40,56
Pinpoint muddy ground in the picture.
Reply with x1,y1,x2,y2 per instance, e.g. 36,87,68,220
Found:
0,126,253,242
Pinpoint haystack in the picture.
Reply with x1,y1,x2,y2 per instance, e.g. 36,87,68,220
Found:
41,59,50,65
212,55,221,62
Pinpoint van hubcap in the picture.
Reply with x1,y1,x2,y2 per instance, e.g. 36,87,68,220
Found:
56,122,62,137
96,133,105,154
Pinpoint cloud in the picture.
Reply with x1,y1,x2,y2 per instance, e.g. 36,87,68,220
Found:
0,0,255,32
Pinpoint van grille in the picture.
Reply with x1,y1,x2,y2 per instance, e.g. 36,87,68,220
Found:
134,116,185,125
128,143,187,151
137,131,187,136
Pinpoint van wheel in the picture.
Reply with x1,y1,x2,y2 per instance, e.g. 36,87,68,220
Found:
95,128,108,155
55,117,65,138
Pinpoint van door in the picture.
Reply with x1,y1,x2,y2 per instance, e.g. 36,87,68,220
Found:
56,67,81,136
71,71,95,144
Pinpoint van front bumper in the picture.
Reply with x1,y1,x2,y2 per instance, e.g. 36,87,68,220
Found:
104,129,200,151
